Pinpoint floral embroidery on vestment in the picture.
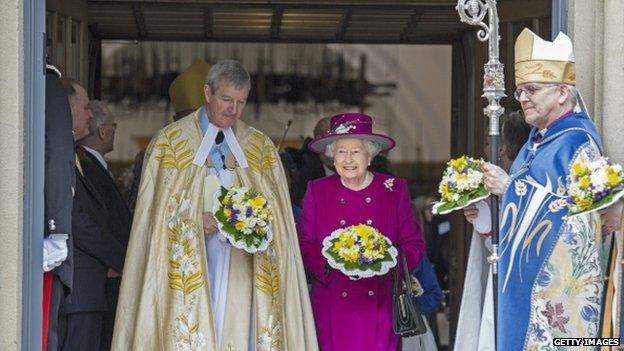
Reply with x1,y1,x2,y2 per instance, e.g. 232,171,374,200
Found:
166,191,206,349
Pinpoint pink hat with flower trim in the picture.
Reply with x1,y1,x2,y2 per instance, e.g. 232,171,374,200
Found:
308,113,396,154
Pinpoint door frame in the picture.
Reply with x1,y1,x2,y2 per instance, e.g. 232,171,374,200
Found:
23,0,46,350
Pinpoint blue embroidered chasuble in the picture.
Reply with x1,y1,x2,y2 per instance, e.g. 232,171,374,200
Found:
498,112,604,350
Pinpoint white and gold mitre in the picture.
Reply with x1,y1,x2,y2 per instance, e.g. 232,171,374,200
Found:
514,28,576,86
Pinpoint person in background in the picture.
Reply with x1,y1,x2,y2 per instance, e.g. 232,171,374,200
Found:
420,195,450,304
127,59,211,213
58,78,126,351
77,100,131,350
42,63,76,351
498,111,532,172
597,197,624,339
286,116,333,208
403,256,444,351
455,110,531,351
279,152,303,221
298,112,425,350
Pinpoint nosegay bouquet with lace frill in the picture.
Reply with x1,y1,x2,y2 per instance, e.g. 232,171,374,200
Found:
322,224,398,279
566,156,624,217
213,186,273,253
432,155,490,215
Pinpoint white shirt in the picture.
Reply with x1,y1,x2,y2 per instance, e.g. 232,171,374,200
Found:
82,145,108,170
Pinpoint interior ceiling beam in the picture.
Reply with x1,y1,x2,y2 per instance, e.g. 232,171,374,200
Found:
335,9,352,41
270,7,284,40
131,4,147,39
89,1,454,11
97,33,457,45
400,10,423,41
203,8,213,38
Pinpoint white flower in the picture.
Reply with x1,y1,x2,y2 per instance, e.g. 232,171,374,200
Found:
384,178,395,191
190,333,206,349
179,198,191,213
179,257,195,275
333,123,356,134
171,242,185,261
167,216,179,230
180,222,195,240
590,168,608,188
258,332,273,350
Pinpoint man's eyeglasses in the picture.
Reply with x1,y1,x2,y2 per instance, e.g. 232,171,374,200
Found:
513,84,558,101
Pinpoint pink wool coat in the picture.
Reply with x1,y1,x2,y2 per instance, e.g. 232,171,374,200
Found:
298,173,425,351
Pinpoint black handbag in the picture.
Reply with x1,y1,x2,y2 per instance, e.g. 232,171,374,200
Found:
392,250,427,337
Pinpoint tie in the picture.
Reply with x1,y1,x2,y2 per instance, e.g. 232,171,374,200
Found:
214,131,226,169
215,131,224,145
533,132,543,144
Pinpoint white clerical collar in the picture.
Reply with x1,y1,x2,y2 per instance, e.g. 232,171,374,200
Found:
192,119,248,168
82,145,108,170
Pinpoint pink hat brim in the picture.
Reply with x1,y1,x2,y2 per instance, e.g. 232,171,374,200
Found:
308,133,396,154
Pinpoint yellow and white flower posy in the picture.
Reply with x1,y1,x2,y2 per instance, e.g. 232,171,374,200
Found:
432,155,490,215
213,186,274,253
321,224,398,279
566,156,624,217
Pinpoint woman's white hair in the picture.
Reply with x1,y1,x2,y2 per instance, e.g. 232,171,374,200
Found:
324,138,382,159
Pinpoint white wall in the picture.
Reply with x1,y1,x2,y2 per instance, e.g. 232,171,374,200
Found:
569,0,624,163
0,1,24,349
331,44,452,162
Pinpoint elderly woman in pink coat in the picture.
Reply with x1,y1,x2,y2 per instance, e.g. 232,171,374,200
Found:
298,113,425,351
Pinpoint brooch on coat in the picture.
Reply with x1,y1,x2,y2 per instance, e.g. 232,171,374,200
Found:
384,178,395,191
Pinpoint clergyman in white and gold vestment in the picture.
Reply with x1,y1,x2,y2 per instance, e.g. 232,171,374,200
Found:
112,59,318,350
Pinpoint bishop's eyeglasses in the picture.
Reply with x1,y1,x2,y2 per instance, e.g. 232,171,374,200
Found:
513,84,558,101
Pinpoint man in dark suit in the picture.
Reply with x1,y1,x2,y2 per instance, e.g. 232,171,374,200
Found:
285,117,332,208
43,64,75,351
77,100,131,350
58,78,126,351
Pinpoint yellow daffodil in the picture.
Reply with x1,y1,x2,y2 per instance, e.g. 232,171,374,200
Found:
235,221,246,231
341,249,359,263
332,241,344,252
449,155,467,170
455,173,468,182
606,168,622,187
440,182,452,202
354,225,372,240
571,162,587,176
575,196,593,210
579,176,590,189
250,196,267,209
